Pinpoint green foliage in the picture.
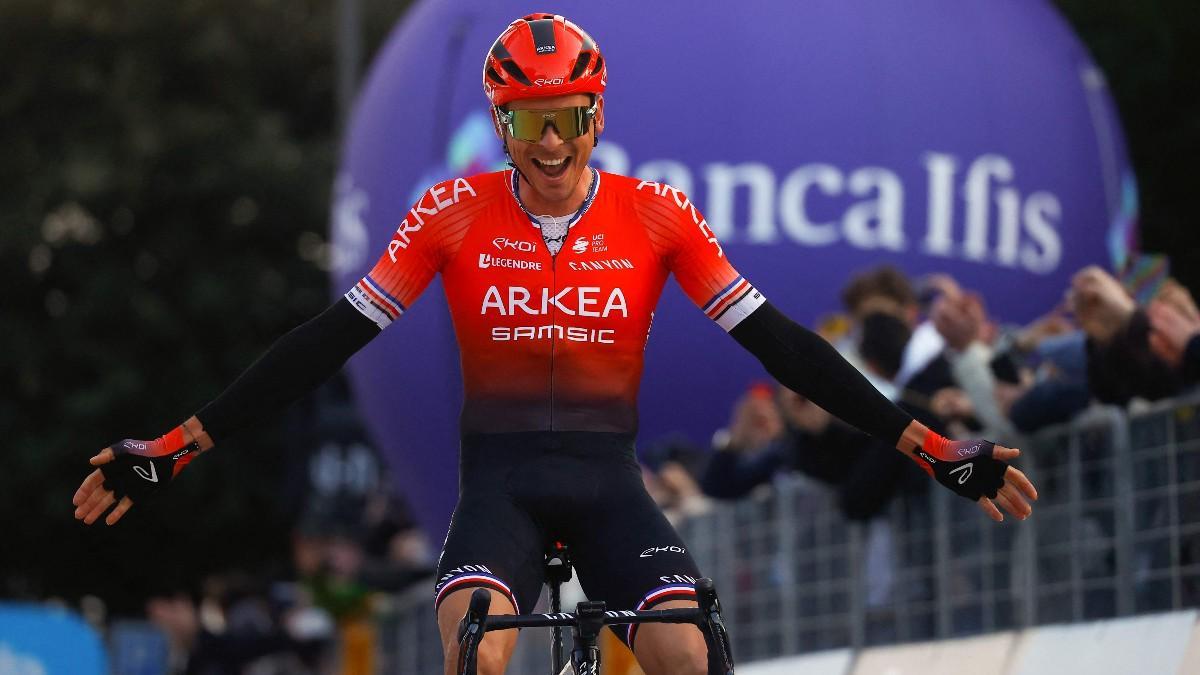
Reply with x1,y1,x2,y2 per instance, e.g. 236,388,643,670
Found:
1055,0,1200,293
0,0,402,609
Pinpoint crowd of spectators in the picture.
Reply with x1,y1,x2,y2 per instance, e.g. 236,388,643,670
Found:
71,264,1200,672
642,263,1200,526
128,486,434,675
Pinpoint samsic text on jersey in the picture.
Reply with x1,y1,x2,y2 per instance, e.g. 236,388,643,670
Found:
345,170,765,434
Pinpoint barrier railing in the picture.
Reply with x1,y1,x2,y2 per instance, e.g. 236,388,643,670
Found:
373,394,1200,671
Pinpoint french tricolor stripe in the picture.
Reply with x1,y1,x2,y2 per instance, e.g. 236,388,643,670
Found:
702,277,766,332
434,574,520,614
360,276,405,317
626,584,696,647
702,277,746,315
345,277,403,330
703,278,751,319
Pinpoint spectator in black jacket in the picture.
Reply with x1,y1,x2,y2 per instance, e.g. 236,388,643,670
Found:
1148,282,1200,386
1071,266,1187,404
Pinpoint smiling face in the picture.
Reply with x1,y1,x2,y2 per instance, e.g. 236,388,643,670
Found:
496,93,605,216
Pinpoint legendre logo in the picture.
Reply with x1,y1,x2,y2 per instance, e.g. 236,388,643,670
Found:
479,253,543,271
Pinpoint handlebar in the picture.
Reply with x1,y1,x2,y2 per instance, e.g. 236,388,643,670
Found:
482,606,704,632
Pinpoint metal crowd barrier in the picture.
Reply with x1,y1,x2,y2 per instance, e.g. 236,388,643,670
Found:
374,394,1200,671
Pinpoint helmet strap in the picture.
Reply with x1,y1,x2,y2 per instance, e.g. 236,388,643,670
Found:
590,95,600,147
502,142,526,181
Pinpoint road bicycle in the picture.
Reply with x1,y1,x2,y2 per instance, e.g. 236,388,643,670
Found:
456,543,735,674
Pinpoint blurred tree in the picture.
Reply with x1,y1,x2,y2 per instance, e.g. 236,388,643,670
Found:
0,0,407,611
1056,0,1200,294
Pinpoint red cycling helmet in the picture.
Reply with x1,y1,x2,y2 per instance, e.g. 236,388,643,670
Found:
483,13,607,107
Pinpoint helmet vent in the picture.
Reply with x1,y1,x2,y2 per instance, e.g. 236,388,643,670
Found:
485,66,505,85
592,56,604,74
528,18,557,54
490,41,512,61
569,53,592,82
500,60,532,86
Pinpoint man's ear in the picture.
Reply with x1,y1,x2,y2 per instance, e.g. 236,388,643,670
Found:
592,95,606,137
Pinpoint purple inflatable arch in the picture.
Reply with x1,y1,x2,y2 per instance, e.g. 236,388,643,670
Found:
330,0,1134,540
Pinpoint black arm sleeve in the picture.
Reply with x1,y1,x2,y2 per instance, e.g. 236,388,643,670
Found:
729,301,912,445
196,297,381,442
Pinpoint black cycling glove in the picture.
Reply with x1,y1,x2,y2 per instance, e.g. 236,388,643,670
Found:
100,426,203,502
910,433,1008,501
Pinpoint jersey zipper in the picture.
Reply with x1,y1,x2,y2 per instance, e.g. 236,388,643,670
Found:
548,248,557,430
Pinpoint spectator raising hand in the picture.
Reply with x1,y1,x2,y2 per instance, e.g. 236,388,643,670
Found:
723,383,785,452
1148,285,1200,384
926,277,1021,440
1068,266,1136,343
1157,279,1200,322
931,290,987,352
777,387,833,435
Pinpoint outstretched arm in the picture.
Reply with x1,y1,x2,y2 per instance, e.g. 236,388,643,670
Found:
73,298,380,525
730,300,1037,521
74,176,479,526
195,297,379,440
635,180,1037,521
729,301,912,447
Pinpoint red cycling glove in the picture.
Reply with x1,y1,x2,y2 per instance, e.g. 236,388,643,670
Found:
99,425,205,502
910,432,1008,501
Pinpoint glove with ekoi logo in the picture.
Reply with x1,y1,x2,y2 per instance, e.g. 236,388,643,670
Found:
910,432,1008,501
99,426,204,503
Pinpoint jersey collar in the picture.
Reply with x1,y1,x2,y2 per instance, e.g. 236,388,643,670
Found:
508,167,600,230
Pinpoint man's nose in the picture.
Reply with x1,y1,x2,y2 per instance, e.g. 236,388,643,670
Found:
538,123,565,148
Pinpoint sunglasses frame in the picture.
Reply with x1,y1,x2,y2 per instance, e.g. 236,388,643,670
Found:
495,100,599,143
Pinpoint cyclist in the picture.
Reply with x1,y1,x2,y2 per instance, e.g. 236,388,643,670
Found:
73,13,1039,675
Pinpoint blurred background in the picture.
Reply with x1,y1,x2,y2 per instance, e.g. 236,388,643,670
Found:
3,0,1199,673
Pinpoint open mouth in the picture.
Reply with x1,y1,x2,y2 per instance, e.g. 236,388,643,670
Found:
532,156,571,179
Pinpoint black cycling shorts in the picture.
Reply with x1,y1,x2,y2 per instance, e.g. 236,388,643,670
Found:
434,431,702,649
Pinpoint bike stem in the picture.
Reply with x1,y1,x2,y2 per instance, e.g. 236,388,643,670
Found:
570,600,606,674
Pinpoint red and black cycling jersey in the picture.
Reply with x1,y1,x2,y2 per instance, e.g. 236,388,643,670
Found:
196,168,909,447
345,170,765,434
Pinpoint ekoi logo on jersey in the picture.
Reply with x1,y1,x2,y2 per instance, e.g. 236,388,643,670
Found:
635,181,724,258
493,238,538,253
386,178,478,262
